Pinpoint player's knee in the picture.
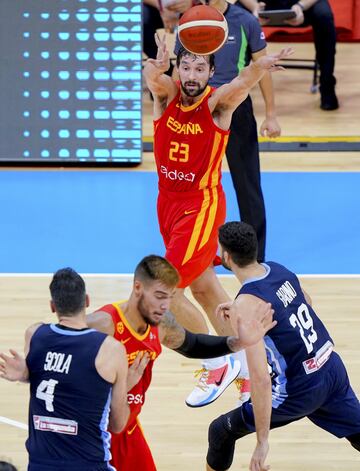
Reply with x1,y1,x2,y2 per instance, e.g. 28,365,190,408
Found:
190,284,207,305
207,416,236,471
346,432,360,452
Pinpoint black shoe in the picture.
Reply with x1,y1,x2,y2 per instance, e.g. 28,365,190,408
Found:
320,89,339,111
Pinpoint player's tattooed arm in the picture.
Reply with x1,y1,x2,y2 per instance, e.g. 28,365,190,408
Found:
159,311,186,350
159,311,235,359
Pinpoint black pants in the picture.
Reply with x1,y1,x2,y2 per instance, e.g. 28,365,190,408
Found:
226,96,266,262
265,0,337,90
142,4,174,77
143,4,164,61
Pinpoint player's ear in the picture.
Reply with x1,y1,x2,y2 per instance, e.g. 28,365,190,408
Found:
223,250,231,266
209,66,215,78
85,294,90,308
50,300,56,313
133,279,142,297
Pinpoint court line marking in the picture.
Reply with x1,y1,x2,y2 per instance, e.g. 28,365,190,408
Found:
143,135,360,143
0,415,28,430
0,273,359,278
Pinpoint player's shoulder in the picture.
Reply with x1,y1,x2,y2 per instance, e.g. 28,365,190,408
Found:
236,292,267,307
25,322,44,338
267,261,294,276
96,334,126,362
87,308,116,335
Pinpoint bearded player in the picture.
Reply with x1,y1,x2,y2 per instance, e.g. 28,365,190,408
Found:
86,255,275,470
143,35,292,407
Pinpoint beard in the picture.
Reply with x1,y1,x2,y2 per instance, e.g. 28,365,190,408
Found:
137,294,160,326
221,255,232,271
180,81,208,97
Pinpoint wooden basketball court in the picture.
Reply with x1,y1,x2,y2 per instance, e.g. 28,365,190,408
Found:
1,41,360,469
0,275,359,470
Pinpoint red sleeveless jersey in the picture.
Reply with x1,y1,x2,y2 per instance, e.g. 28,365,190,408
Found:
154,85,229,193
97,301,162,427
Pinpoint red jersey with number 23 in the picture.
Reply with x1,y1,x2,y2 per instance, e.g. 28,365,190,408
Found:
154,85,229,193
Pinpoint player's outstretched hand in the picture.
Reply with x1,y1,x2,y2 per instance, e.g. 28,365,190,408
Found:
127,351,150,391
0,349,28,382
249,440,270,471
255,47,295,72
146,33,171,74
215,301,233,322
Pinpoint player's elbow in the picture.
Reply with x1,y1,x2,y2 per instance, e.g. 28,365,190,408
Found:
109,420,126,434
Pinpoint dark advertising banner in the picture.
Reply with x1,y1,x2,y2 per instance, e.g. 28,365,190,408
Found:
0,0,142,164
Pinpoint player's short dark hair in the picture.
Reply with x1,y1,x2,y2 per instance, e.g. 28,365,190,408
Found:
176,46,215,70
218,222,258,267
0,462,18,471
134,255,180,288
49,268,86,316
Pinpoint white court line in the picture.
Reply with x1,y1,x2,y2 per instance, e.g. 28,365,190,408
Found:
0,273,134,277
0,273,360,278
0,415,28,430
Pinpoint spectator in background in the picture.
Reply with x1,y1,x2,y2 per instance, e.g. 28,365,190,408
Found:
239,0,339,110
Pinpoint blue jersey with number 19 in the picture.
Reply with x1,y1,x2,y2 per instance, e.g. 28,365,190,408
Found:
26,323,115,471
238,262,334,405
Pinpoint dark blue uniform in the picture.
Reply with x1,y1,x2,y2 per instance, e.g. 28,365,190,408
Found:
207,262,360,470
239,262,360,436
26,324,115,471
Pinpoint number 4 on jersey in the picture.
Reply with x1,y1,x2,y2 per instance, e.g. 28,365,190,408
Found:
36,379,59,412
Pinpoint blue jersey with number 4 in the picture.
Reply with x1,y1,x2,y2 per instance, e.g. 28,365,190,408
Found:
26,324,115,470
238,262,334,405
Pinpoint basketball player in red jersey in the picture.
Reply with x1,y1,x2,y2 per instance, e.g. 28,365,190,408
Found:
86,255,275,471
143,35,293,408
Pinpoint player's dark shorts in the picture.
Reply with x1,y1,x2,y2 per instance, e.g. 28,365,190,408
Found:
241,351,360,438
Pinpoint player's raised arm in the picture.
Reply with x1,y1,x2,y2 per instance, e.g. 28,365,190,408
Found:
143,33,178,99
213,47,294,112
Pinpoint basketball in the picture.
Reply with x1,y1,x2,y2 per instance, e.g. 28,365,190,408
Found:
178,5,228,55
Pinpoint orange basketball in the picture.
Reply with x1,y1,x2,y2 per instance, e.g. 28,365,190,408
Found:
178,5,228,55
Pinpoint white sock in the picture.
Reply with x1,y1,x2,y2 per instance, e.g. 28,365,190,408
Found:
231,350,249,378
202,355,228,370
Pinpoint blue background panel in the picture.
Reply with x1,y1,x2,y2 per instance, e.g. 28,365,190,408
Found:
0,0,142,163
0,171,359,274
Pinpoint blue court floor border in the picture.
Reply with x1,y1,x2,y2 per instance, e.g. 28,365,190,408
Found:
0,170,359,274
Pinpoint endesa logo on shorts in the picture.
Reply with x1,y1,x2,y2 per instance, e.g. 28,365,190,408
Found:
127,393,144,405
160,165,195,182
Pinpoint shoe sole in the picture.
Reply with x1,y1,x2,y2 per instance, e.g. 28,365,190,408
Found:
185,360,241,408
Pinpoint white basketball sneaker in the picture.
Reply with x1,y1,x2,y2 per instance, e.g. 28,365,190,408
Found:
185,355,241,408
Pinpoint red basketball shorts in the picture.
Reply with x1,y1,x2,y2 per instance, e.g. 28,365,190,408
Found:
110,419,156,471
157,186,226,288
